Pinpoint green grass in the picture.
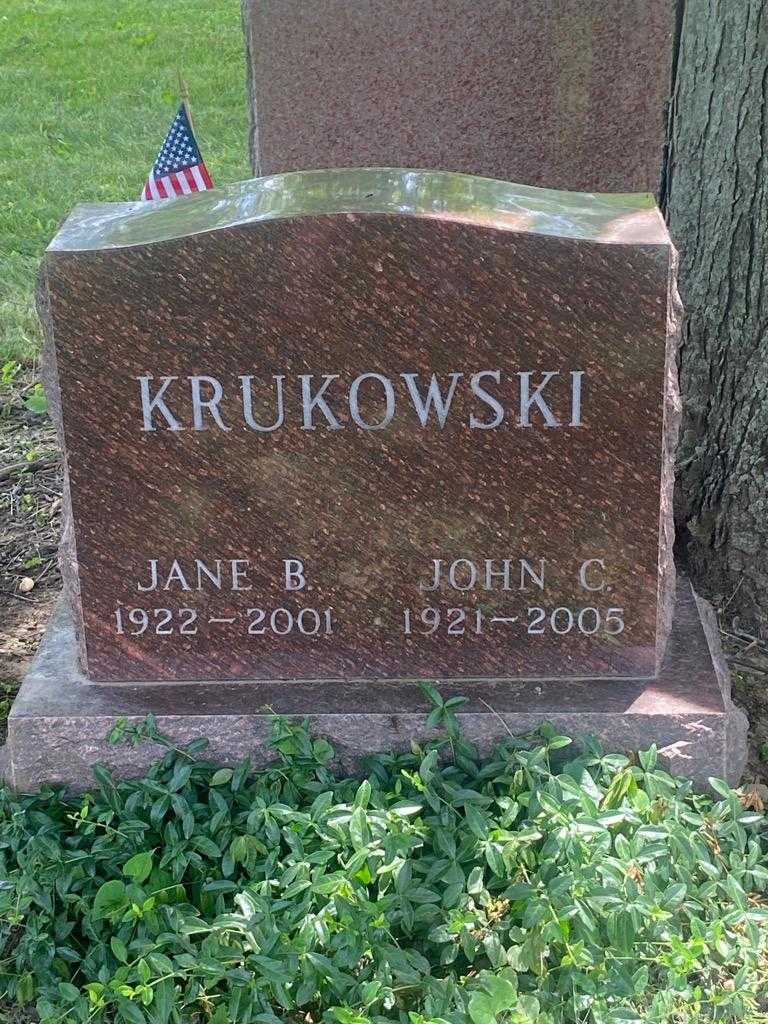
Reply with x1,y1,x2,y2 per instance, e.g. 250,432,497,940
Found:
0,0,250,364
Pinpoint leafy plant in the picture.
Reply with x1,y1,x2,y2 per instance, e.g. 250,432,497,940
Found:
1,359,21,385
0,696,766,1024
23,382,48,415
0,680,20,732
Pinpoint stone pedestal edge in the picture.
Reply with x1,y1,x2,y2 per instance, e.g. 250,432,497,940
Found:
3,581,749,793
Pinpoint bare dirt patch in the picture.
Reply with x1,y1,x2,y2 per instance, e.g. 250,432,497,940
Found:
0,367,62,732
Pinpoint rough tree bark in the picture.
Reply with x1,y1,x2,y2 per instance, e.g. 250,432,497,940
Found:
665,0,768,632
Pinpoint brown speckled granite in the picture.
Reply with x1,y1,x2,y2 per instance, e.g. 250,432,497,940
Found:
39,170,676,683
243,0,675,193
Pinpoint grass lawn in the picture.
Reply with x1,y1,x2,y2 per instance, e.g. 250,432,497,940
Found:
0,0,250,365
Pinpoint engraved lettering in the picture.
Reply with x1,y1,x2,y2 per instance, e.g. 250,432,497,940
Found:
300,374,342,430
570,370,584,427
133,369,589,433
164,559,191,591
190,375,231,431
518,371,559,427
401,372,462,428
195,560,222,590
579,558,606,591
231,559,252,591
349,372,396,430
484,559,512,590
469,370,505,429
137,559,159,591
240,374,285,432
284,558,306,591
448,558,478,591
420,559,442,592
520,559,546,590
137,376,182,432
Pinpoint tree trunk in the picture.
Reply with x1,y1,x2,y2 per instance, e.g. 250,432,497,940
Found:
665,0,768,632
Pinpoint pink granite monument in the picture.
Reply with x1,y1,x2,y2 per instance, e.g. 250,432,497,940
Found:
7,170,746,790
38,171,676,684
243,0,676,193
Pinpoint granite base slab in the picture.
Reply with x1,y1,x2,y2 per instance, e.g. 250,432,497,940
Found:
5,580,748,792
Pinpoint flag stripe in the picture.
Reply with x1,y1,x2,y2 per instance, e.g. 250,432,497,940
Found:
200,163,213,189
175,171,192,195
189,165,206,191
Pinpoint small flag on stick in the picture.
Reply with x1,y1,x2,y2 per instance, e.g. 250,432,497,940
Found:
141,102,213,201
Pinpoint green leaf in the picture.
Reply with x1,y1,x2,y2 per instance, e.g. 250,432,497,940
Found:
427,707,443,729
444,696,469,709
24,385,48,415
663,882,687,905
118,995,147,1024
708,777,733,799
390,801,424,816
192,835,222,858
638,745,658,770
123,851,153,884
419,748,439,784
546,735,573,750
468,975,518,1024
169,763,193,791
92,879,128,920
111,936,129,963
203,880,238,893
467,865,484,894
349,806,369,848
149,979,174,1024
58,981,80,1002
465,804,488,839
210,768,234,787
420,682,444,708
353,779,372,808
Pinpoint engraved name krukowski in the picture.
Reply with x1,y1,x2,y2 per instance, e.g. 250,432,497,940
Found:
135,369,585,432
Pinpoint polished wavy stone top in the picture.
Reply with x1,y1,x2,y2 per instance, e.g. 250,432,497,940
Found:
48,168,670,252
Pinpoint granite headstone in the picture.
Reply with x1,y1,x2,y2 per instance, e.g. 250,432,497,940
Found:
7,170,747,791
39,170,675,684
243,0,676,193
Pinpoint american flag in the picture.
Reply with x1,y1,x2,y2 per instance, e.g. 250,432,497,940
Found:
141,103,213,201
